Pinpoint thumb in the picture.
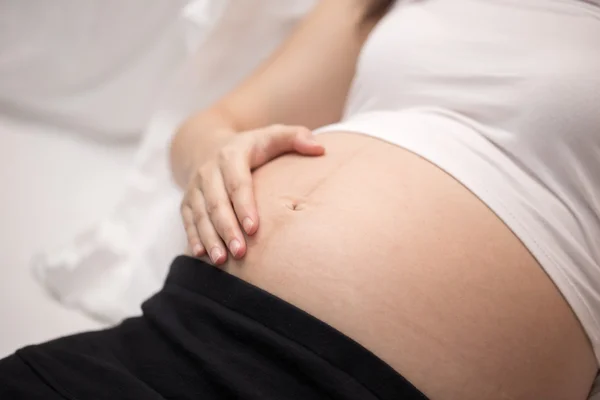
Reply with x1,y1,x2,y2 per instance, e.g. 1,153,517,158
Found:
292,128,326,156
251,126,324,167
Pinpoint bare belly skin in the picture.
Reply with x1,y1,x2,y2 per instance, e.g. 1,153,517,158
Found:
216,132,596,400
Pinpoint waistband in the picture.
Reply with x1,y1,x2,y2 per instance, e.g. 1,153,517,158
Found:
166,255,428,400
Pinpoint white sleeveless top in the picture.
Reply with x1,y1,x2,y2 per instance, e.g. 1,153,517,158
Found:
316,0,600,370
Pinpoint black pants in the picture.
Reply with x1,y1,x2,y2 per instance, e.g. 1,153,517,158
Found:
0,256,428,399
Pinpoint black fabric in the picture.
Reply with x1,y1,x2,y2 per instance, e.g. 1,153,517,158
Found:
0,256,429,400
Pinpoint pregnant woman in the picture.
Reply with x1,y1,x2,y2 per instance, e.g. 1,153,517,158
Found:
2,1,600,399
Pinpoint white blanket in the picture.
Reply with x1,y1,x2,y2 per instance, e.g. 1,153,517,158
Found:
31,0,317,322
0,0,191,356
0,0,190,139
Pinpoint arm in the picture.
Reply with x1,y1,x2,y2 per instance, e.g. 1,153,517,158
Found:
170,0,381,188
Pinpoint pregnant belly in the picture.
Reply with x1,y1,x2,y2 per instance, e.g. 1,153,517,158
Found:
219,132,595,400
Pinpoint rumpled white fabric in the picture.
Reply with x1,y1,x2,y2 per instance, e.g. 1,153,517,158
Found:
0,0,190,139
31,0,317,323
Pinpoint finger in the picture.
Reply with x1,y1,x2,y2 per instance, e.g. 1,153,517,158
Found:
218,150,259,236
292,128,326,156
251,125,323,166
201,168,247,260
189,190,228,265
181,203,205,257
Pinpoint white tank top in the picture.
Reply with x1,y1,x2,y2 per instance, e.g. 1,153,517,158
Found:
316,0,600,370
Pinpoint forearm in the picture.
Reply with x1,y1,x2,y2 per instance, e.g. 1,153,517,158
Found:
170,0,379,188
169,106,237,188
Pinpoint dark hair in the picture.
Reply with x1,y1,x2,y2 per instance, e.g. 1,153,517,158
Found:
364,0,396,20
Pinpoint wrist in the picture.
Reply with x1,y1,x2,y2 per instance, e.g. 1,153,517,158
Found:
171,110,237,188
185,128,236,181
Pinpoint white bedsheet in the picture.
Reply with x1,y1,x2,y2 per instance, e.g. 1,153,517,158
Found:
0,0,190,138
0,116,129,356
0,0,317,355
0,0,191,356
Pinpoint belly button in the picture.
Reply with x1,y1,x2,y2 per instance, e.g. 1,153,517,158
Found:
284,197,307,211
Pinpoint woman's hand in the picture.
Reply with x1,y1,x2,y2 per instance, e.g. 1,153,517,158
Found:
181,125,325,265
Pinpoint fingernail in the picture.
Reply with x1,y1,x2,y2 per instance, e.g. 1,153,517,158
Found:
229,239,241,257
210,247,224,264
193,244,203,256
243,217,254,234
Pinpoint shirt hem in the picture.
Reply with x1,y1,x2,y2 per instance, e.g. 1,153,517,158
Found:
315,109,600,365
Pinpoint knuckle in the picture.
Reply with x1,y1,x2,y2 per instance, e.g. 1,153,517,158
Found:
181,213,192,227
197,161,216,178
195,164,207,178
197,167,212,187
226,178,247,196
296,126,311,136
186,190,203,209
254,134,268,149
193,211,206,225
268,124,285,133
186,232,198,243
238,130,254,141
217,147,235,164
205,199,227,216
